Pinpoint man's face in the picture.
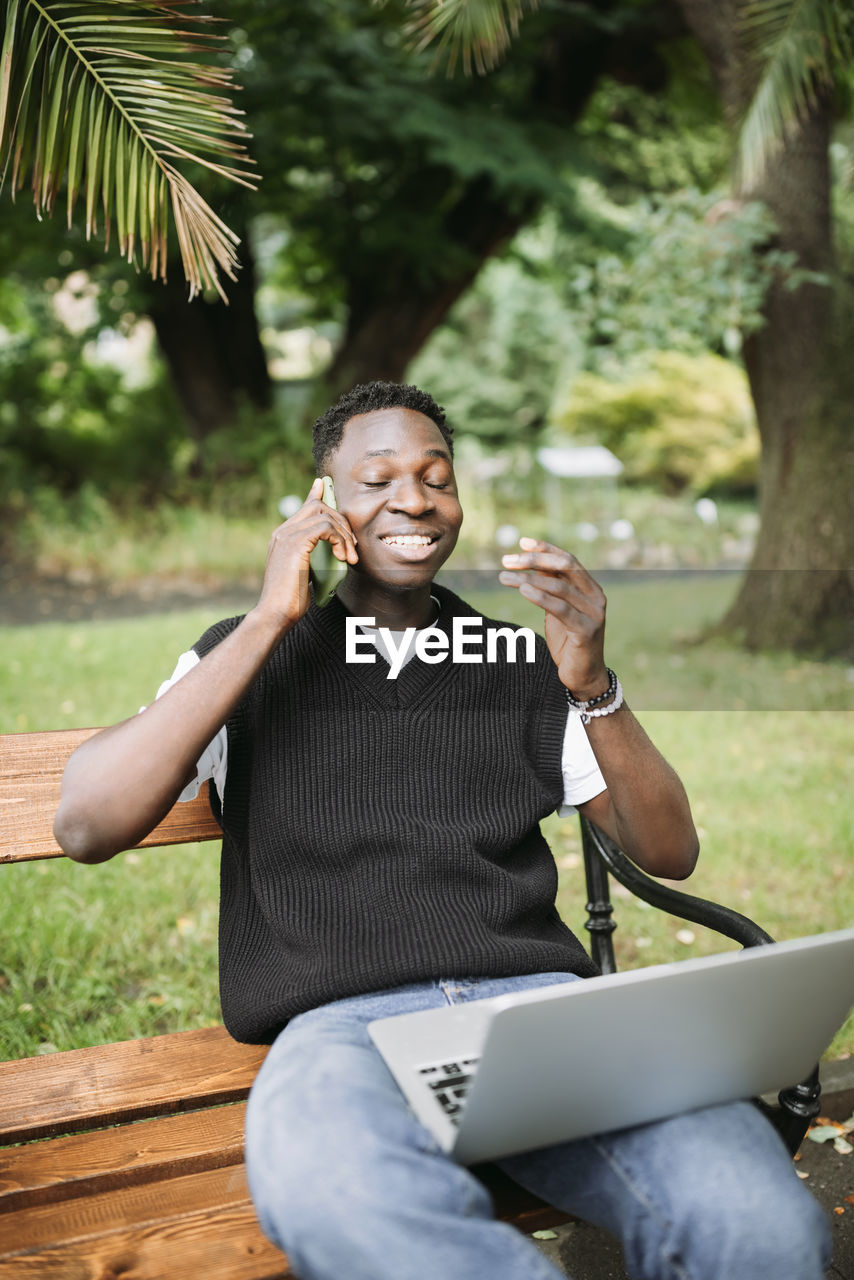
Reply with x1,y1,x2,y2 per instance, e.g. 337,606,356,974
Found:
327,407,463,589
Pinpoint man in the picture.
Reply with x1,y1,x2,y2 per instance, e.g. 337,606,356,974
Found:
55,381,830,1280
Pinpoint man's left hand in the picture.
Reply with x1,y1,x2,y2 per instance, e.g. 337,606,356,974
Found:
499,537,609,700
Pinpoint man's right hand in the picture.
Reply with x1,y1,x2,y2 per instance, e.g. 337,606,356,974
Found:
254,477,359,633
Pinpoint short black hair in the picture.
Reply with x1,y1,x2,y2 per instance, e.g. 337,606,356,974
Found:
312,380,453,474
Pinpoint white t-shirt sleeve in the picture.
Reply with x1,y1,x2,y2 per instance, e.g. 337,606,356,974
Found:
557,707,607,816
140,650,228,806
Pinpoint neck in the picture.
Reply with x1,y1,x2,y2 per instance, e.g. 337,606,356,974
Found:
335,573,437,629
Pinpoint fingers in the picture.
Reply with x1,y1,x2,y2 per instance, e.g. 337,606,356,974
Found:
285,479,359,564
500,540,603,614
499,569,602,627
498,538,607,694
309,512,359,565
257,480,360,629
501,538,588,578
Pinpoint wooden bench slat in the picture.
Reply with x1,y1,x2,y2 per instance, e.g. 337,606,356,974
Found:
0,1163,256,1256
0,1093,570,1230
0,1103,247,1214
0,1100,569,1231
1,1151,567,1273
0,729,222,863
0,1187,290,1279
0,1027,267,1144
0,1204,289,1280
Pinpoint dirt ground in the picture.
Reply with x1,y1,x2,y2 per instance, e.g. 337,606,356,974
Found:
0,563,259,626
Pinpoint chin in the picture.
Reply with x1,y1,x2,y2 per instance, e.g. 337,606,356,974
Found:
378,567,438,592
366,547,455,590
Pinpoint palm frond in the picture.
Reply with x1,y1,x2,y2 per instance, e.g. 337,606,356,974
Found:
0,0,258,299
736,0,851,190
403,0,538,76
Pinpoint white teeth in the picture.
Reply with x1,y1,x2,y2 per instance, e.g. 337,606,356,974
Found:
383,535,433,547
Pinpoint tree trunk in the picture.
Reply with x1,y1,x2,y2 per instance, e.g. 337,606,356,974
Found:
725,108,854,658
145,226,272,447
324,178,538,397
677,0,854,658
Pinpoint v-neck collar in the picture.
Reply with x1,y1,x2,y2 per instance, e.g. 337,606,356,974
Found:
303,582,473,710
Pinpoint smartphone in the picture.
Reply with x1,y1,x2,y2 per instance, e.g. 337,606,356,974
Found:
310,474,344,606
319,475,337,510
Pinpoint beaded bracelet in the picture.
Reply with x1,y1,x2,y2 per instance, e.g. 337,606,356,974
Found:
578,677,624,724
565,671,624,725
565,667,617,710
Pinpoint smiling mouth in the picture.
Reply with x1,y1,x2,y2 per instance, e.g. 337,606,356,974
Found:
379,533,440,548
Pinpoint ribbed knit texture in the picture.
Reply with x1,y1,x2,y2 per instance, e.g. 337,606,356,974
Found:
194,583,600,1044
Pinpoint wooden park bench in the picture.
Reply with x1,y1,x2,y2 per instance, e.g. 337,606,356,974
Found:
0,727,822,1279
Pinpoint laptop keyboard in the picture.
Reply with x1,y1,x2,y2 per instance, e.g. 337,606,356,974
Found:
418,1057,481,1125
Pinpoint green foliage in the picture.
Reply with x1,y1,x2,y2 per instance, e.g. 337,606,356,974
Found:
402,0,538,75
0,0,256,298
553,185,804,370
0,0,755,497
197,399,316,509
2,0,842,520
578,68,728,195
409,234,582,443
0,272,184,519
220,0,589,317
408,182,789,456
551,352,759,496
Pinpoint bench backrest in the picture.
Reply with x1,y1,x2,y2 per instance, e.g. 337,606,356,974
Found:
0,728,221,863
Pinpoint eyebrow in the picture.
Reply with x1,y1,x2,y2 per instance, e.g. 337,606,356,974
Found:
360,448,451,461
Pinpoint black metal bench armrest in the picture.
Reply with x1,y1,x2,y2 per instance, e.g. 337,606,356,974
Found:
581,817,774,950
579,816,821,1156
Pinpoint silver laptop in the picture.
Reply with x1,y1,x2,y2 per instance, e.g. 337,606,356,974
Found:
368,928,854,1165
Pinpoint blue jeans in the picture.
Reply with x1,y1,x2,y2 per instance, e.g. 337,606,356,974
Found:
245,973,832,1280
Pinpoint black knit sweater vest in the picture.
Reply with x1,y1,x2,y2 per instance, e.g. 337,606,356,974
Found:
194,583,599,1043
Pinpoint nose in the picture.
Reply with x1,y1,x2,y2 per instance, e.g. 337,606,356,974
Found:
387,476,435,516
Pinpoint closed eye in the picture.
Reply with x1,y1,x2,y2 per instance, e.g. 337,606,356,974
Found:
363,479,450,489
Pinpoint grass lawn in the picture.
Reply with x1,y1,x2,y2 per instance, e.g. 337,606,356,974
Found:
1,573,851,1061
